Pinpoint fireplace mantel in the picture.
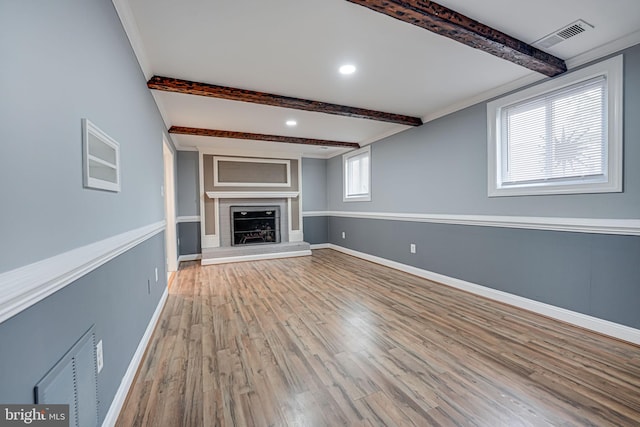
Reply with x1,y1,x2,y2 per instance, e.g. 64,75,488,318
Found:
206,191,299,199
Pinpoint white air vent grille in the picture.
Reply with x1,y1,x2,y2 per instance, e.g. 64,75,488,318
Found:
557,24,586,39
534,20,594,49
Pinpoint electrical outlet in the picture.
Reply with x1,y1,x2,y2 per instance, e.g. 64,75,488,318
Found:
410,243,416,254
341,231,346,239
96,340,104,374
161,185,164,197
155,267,159,282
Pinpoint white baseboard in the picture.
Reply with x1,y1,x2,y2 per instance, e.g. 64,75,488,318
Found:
178,254,202,263
102,286,169,427
327,244,640,346
310,243,330,250
201,250,311,266
176,215,201,223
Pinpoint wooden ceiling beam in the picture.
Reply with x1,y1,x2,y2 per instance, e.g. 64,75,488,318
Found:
346,0,567,77
149,76,422,127
169,126,361,149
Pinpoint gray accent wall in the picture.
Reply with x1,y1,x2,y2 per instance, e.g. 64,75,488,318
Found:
177,151,200,217
178,222,202,256
301,157,328,244
177,151,202,255
0,233,167,423
0,0,172,423
302,217,328,245
301,158,328,212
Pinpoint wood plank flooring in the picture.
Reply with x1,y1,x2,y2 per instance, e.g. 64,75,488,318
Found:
116,249,640,426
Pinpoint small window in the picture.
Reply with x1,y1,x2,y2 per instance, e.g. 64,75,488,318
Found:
487,55,623,197
343,146,371,202
82,119,120,192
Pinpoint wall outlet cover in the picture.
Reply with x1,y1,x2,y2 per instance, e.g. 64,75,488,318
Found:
96,340,104,374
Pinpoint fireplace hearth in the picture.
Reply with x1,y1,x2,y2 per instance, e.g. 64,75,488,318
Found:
231,206,281,246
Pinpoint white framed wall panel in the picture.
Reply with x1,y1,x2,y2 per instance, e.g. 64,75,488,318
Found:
213,156,291,187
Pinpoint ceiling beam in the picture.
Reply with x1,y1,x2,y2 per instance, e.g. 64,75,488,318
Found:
346,0,567,77
169,126,361,149
149,76,422,127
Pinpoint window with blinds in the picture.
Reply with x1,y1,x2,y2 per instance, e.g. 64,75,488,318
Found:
343,146,371,202
487,55,623,197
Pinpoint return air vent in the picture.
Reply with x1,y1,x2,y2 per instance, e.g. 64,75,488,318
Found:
35,327,99,427
534,20,594,49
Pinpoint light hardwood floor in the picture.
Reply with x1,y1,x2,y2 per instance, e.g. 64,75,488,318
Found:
116,249,640,426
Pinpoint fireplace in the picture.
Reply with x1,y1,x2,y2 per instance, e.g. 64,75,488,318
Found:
230,206,281,246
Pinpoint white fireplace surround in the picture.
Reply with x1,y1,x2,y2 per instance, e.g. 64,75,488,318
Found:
203,192,304,249
199,152,304,250
206,191,299,199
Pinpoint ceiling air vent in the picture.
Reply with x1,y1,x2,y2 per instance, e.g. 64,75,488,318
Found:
534,20,594,49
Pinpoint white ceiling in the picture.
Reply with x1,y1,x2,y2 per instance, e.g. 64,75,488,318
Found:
119,0,640,158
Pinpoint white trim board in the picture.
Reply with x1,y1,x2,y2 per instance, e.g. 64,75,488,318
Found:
201,250,311,265
178,254,202,263
177,215,201,223
207,191,299,199
0,221,166,324
101,286,168,427
310,243,331,250
301,211,640,236
324,244,640,346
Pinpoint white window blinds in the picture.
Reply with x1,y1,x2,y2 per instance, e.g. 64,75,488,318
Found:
501,76,606,186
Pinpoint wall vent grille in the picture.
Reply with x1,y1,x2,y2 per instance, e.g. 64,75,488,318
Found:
534,20,594,49
35,326,99,427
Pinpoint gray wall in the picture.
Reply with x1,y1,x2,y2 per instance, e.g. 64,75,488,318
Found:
177,151,200,217
301,157,328,244
0,233,166,419
0,0,171,423
302,216,328,245
176,151,201,255
301,158,328,212
0,0,169,273
178,222,201,255
321,44,640,330
327,45,640,219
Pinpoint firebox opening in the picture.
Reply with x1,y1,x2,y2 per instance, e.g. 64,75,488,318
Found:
230,206,281,246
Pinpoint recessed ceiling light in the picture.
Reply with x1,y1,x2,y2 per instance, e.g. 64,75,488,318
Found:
286,120,297,127
339,64,356,75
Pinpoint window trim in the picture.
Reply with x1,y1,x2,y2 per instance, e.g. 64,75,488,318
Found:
343,145,371,202
487,55,623,197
